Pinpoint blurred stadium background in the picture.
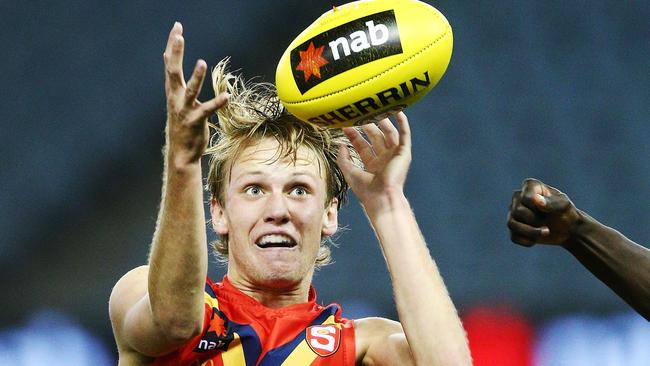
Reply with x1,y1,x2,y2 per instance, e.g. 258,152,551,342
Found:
1,1,648,364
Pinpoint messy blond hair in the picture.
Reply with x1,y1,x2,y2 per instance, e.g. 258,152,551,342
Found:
205,58,359,267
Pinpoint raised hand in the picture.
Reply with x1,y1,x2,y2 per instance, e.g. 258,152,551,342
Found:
508,178,582,247
163,22,229,167
337,112,412,214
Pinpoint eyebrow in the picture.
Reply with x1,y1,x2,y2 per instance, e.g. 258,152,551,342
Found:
232,170,321,183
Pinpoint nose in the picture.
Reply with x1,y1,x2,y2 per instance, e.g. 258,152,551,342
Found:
263,192,290,224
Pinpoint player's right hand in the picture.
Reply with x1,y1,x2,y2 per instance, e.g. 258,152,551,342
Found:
507,178,582,248
163,22,229,167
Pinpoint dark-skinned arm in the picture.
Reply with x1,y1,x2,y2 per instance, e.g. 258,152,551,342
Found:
508,178,650,320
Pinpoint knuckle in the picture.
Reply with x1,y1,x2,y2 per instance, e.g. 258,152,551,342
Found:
521,191,536,205
199,105,216,118
512,205,531,220
167,69,181,79
186,86,198,98
558,193,571,207
522,177,539,186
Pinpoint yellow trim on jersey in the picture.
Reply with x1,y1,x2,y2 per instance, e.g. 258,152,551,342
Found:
222,332,245,366
280,340,317,366
280,315,337,366
204,292,219,309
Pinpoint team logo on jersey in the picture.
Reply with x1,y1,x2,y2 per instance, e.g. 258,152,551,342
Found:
306,325,341,357
194,309,234,353
291,10,403,94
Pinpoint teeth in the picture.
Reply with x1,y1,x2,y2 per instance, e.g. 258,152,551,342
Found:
257,234,295,248
258,234,292,244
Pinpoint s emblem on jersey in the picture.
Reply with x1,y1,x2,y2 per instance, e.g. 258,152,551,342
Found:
193,309,234,353
306,325,341,357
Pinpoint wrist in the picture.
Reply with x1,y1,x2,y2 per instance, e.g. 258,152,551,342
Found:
563,209,595,251
165,148,203,174
362,188,411,220
165,159,203,186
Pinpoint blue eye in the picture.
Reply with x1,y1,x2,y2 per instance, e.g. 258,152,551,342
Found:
245,186,263,195
291,186,308,196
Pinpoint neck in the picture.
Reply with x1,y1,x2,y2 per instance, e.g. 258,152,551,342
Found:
227,274,313,309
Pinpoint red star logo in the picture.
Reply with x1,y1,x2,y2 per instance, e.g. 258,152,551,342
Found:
295,41,329,81
207,313,227,337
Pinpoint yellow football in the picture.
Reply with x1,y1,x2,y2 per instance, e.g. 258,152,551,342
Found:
275,0,453,128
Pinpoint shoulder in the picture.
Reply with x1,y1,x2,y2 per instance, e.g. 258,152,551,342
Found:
108,266,150,353
354,317,413,366
109,265,149,322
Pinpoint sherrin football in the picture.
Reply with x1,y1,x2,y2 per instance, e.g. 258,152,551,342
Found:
275,0,453,128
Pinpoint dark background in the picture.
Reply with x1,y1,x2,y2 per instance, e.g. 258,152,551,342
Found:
1,0,648,356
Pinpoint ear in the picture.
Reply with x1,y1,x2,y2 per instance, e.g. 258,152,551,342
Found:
210,197,229,235
321,198,339,237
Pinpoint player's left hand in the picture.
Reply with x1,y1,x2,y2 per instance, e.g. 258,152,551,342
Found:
337,112,412,214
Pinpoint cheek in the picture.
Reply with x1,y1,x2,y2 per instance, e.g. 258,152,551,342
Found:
225,199,260,233
293,203,327,232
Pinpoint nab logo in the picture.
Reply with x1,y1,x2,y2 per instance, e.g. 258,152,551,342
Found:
290,10,403,94
194,309,234,353
329,20,390,61
306,325,341,357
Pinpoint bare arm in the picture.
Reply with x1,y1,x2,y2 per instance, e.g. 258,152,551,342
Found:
109,22,229,357
508,178,650,320
338,113,471,366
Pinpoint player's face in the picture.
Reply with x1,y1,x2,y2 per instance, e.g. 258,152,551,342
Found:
211,138,338,290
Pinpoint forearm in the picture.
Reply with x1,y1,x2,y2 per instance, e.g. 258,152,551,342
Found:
148,148,208,338
366,191,471,366
565,211,650,320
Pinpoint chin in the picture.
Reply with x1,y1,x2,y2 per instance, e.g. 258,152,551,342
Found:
255,263,309,288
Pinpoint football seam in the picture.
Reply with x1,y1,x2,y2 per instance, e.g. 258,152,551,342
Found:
282,24,452,106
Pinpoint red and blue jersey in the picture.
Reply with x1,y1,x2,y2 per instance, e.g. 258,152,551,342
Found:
152,276,356,366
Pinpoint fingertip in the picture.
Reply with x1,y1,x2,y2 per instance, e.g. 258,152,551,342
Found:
172,34,184,49
214,92,230,109
341,126,357,139
395,111,410,131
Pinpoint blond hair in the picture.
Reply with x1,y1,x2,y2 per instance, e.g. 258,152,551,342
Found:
205,58,360,267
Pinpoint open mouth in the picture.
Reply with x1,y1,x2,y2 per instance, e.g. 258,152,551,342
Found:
256,234,297,249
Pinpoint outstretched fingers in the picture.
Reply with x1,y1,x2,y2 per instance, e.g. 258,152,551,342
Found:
377,118,399,149
185,60,207,107
164,22,186,94
195,92,230,121
336,141,365,189
356,112,410,158
343,127,375,164
361,123,386,154
394,112,411,148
